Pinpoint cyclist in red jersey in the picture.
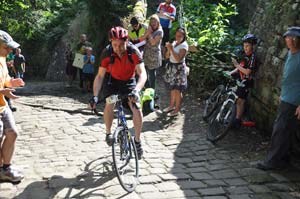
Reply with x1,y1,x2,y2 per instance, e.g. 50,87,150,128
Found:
91,26,147,159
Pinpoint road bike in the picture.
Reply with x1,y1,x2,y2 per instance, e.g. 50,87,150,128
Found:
92,94,139,192
203,72,255,143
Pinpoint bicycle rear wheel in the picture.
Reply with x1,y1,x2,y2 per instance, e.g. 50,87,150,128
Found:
207,100,236,142
112,126,139,192
203,85,225,121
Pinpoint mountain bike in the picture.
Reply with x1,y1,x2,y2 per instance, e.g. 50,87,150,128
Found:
205,72,255,143
202,84,226,121
92,94,139,192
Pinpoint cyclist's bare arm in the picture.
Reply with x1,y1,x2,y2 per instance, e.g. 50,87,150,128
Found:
93,67,106,98
231,58,252,76
237,66,252,76
229,68,238,75
134,62,147,92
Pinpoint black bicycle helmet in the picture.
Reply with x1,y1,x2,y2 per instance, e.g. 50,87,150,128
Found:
242,34,257,45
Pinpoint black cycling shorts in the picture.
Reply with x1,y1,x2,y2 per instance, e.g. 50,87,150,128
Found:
236,86,249,100
102,73,136,102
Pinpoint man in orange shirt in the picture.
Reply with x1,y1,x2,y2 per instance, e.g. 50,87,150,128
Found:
0,30,25,183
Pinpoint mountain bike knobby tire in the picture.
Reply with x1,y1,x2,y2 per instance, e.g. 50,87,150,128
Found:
112,126,139,192
207,101,236,142
202,84,225,121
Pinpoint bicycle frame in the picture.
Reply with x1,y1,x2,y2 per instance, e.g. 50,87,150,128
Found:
111,95,139,192
114,98,131,158
116,99,128,128
206,72,253,143
215,89,237,122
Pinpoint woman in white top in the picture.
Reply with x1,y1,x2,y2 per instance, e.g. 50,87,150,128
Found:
164,27,189,117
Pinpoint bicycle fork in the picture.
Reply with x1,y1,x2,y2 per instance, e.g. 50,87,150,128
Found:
216,98,235,122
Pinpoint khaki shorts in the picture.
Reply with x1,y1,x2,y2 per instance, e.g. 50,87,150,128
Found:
0,106,18,138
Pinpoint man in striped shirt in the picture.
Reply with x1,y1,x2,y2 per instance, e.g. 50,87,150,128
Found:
157,0,176,48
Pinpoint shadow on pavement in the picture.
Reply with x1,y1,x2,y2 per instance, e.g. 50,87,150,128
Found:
14,156,129,199
152,71,300,198
170,92,300,198
15,81,95,115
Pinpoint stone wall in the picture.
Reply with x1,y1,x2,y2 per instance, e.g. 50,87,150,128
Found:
235,0,259,26
45,11,89,81
248,0,300,132
45,0,146,81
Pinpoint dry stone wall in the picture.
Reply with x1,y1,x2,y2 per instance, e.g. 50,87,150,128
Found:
248,0,300,132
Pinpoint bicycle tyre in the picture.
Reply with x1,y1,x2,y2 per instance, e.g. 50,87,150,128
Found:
112,126,139,192
202,85,225,121
207,100,236,142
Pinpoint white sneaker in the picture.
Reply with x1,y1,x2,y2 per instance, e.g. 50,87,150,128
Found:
0,167,24,182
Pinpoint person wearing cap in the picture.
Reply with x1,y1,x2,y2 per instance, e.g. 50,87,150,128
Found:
257,26,300,170
128,17,147,54
0,30,25,182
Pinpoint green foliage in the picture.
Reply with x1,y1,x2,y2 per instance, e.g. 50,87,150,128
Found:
82,0,133,68
0,0,80,53
179,0,248,92
182,0,237,48
0,0,83,77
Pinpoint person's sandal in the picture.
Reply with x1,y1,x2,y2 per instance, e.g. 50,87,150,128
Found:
167,111,179,117
163,107,175,113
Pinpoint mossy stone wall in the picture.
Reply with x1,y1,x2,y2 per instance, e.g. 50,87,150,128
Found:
249,0,300,132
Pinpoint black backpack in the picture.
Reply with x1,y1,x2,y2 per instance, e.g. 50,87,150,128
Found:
106,42,135,65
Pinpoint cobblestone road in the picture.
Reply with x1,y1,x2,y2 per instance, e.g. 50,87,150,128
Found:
0,79,300,199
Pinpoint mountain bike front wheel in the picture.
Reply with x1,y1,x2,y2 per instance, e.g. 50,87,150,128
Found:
112,126,139,192
202,85,225,121
207,100,236,142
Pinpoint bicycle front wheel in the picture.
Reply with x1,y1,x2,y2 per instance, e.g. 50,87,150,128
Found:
207,101,236,142
202,85,225,121
112,126,139,192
